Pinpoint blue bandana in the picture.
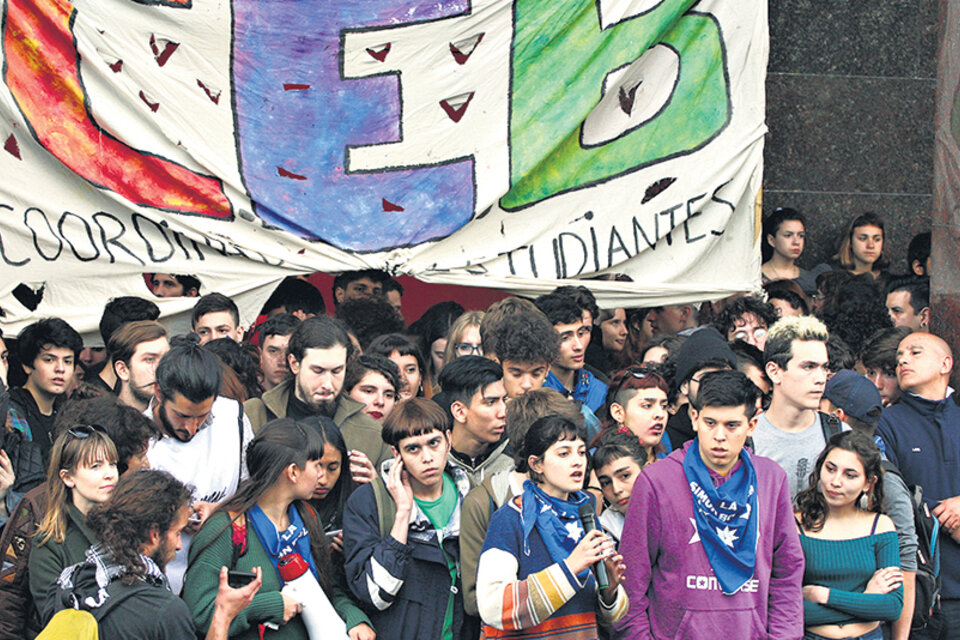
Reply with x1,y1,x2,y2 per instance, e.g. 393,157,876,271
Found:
520,481,592,583
682,442,759,595
248,504,318,583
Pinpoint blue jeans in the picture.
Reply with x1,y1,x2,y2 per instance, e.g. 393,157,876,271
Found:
804,627,882,640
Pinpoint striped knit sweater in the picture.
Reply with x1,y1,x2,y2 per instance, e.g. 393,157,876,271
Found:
476,495,628,639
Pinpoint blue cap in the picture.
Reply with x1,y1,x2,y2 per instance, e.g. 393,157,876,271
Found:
823,369,883,424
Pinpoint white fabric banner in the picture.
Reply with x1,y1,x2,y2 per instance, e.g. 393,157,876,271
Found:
0,0,767,336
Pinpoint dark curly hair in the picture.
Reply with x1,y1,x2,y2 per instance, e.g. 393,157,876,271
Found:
86,470,192,584
335,297,405,349
795,431,885,532
821,274,892,355
492,310,559,367
54,397,157,474
713,296,779,339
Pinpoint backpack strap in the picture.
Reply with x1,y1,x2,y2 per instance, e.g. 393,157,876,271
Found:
371,477,397,539
818,411,843,442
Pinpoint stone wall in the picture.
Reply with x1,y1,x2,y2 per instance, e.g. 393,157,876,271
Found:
763,0,939,273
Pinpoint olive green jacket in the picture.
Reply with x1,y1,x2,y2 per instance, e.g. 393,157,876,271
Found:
244,380,392,466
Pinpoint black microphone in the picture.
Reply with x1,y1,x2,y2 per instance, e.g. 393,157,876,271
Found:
577,501,609,589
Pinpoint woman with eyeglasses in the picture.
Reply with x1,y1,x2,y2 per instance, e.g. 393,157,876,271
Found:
597,367,672,464
442,311,485,366
184,418,374,640
29,425,119,623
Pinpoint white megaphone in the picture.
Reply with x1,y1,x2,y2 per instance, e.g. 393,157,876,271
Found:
278,553,350,640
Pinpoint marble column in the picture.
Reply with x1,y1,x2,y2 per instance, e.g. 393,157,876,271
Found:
931,0,960,384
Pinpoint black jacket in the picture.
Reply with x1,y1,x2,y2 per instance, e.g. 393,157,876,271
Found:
48,561,195,640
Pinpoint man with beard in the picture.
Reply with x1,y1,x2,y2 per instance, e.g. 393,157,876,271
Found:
245,316,391,468
108,321,169,412
144,340,253,594
46,470,262,640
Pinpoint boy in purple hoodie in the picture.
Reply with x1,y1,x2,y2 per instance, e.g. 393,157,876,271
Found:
618,370,804,640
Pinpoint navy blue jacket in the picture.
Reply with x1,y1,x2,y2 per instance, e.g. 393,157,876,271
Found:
342,464,469,640
876,391,960,598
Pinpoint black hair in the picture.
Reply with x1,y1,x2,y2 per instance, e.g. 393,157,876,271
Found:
53,397,157,475
286,316,351,364
332,270,387,305
826,334,856,374
761,207,806,262
99,297,161,346
203,338,262,400
344,354,401,395
713,296,779,338
173,274,201,294
259,313,301,341
907,231,931,275
87,470,192,584
592,429,648,471
383,278,404,296
335,297,405,349
886,275,930,314
821,274,892,355
639,334,686,363
367,334,426,390
408,301,465,348
155,341,222,403
309,416,356,533
213,419,333,595
859,326,912,372
18,317,83,365
261,277,325,317
437,355,503,409
764,281,810,316
492,311,560,366
191,292,240,328
552,285,599,322
381,397,451,447
518,415,586,481
533,292,583,326
795,431,885,532
690,369,759,419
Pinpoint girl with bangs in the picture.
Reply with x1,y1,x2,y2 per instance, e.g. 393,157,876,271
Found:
184,418,374,640
29,425,118,622
599,367,671,464
476,416,628,640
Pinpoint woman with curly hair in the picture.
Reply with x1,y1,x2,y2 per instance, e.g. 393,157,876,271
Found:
795,431,902,640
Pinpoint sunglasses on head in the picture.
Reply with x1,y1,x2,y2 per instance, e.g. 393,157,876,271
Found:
66,424,107,439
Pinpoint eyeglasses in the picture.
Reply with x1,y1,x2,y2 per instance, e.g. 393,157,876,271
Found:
455,343,483,356
66,424,107,439
732,327,767,342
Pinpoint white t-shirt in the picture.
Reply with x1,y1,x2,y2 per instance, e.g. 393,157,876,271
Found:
752,411,849,499
145,395,254,594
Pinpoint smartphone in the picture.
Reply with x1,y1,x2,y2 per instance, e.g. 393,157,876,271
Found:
227,570,257,588
188,512,202,524
325,529,343,540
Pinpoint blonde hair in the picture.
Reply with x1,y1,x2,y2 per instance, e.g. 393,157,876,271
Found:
36,429,118,545
764,315,829,369
442,311,485,365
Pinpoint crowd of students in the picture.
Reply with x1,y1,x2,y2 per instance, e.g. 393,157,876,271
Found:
0,209,955,640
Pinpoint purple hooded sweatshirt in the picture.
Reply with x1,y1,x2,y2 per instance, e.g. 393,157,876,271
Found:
617,441,804,640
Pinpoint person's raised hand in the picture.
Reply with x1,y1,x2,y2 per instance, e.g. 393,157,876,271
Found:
385,457,413,515
349,450,376,484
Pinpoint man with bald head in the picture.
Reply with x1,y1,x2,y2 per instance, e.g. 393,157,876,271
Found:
876,332,960,639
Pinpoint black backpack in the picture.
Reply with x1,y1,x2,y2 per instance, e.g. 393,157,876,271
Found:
881,461,942,629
